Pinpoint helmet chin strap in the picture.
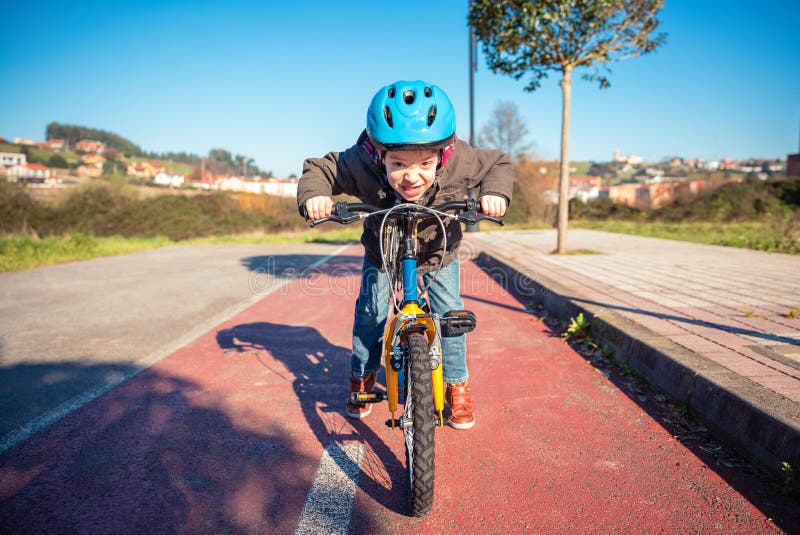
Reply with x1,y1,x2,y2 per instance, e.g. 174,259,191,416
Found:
439,140,455,168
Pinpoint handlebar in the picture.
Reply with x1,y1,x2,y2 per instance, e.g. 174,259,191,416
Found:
300,200,505,228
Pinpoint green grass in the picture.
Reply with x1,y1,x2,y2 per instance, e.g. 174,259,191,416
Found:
0,234,173,272
0,227,363,272
572,219,800,254
569,161,593,175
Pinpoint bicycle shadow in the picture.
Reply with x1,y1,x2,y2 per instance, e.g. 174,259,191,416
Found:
216,321,409,517
0,361,320,533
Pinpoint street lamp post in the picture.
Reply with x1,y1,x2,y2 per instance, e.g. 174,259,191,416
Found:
466,0,480,233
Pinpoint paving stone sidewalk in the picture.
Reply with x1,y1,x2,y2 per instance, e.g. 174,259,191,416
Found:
466,229,800,475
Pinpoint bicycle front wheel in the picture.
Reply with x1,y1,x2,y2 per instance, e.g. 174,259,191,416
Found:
404,331,435,516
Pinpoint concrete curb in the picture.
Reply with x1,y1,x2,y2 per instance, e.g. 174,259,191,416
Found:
474,250,800,478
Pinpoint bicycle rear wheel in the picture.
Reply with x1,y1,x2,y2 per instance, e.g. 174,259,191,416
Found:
404,331,435,516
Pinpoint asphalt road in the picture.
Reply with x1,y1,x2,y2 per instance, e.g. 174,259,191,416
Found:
0,243,348,447
0,244,797,533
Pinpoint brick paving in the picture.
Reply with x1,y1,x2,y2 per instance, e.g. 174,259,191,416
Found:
466,229,800,404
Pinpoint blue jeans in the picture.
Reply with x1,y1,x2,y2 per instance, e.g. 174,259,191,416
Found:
352,256,468,384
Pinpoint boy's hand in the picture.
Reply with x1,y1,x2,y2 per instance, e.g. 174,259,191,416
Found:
305,196,333,220
480,195,507,217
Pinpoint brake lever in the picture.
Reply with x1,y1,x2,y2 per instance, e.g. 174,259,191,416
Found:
333,202,362,224
477,214,505,226
308,216,334,228
456,210,478,225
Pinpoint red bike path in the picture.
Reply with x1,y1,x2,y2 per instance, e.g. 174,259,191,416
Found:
0,245,793,533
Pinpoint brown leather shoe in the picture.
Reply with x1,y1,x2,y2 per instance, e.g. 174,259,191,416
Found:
446,381,475,430
346,373,376,419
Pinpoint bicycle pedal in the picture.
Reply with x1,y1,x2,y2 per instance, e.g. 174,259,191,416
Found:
440,309,477,335
350,390,387,404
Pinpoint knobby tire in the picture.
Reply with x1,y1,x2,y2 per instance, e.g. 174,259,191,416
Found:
405,331,435,516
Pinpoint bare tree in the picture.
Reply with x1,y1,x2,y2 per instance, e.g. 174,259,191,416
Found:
478,100,534,161
469,0,666,253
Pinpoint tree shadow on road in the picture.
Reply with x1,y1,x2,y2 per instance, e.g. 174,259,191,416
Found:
471,254,800,531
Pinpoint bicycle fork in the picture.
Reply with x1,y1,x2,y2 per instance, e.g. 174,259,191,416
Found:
382,303,446,428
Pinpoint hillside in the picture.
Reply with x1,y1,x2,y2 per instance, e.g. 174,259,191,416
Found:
570,178,800,222
0,181,305,240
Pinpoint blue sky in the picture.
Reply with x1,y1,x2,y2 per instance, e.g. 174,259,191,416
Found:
1,0,798,178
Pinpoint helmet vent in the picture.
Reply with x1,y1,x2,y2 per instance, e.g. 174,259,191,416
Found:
383,106,393,127
427,106,437,126
424,86,432,97
402,89,416,104
388,87,395,98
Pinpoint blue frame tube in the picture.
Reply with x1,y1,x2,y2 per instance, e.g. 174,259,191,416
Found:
402,258,418,303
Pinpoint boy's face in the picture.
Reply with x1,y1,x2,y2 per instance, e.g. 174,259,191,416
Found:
384,149,438,201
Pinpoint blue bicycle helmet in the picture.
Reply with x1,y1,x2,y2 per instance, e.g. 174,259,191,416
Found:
366,80,456,151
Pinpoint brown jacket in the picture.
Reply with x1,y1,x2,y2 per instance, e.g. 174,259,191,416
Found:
297,131,513,272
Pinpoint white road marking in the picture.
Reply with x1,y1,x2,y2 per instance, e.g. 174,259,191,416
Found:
295,442,364,535
0,245,350,455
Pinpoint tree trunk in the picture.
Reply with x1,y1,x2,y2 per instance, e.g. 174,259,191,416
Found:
556,67,573,254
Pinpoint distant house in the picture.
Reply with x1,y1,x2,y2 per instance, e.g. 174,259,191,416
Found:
13,137,35,146
74,140,107,154
607,183,640,207
126,160,164,178
153,172,185,188
216,175,299,197
262,177,299,197
191,171,219,190
47,138,65,151
81,153,106,168
7,162,52,182
668,157,683,167
613,149,644,165
0,152,26,168
567,175,602,203
77,165,103,178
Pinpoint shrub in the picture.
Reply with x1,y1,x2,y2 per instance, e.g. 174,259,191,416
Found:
0,183,307,240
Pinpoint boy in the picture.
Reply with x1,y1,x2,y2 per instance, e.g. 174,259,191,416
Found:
298,80,512,429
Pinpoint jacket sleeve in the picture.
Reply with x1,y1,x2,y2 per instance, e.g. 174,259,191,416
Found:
474,149,514,206
297,145,361,211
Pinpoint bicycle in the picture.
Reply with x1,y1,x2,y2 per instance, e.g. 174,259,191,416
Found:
304,199,503,516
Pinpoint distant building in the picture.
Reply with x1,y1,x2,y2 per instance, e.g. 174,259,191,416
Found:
613,148,644,165
788,154,800,178
81,153,106,167
13,137,35,146
154,172,185,188
606,183,640,207
7,163,52,182
126,160,164,178
567,175,602,203
207,175,299,197
46,138,65,151
74,140,107,154
76,165,103,178
0,152,26,168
